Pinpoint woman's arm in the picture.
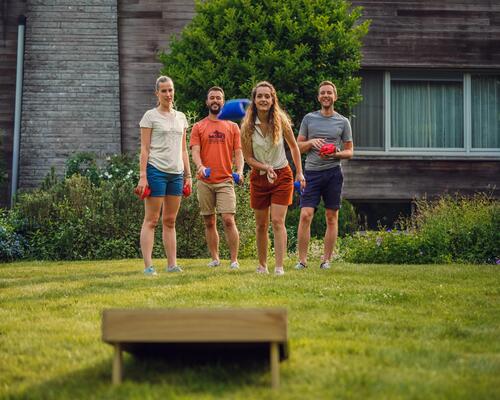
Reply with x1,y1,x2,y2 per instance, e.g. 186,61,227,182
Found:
283,124,306,190
181,128,192,188
136,127,152,195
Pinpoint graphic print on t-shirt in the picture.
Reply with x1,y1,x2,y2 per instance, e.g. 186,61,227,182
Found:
208,130,226,144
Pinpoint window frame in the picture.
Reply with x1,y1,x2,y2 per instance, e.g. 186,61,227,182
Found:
354,71,500,158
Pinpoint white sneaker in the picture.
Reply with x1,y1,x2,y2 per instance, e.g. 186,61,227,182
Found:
274,267,285,276
230,261,239,270
320,261,331,270
207,259,221,267
256,265,269,274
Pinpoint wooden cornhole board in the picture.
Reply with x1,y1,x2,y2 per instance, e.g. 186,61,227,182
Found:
102,308,288,388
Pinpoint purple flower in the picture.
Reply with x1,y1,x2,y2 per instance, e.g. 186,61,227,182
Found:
496,258,500,265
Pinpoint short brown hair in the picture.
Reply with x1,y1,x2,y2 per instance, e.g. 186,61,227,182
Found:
318,80,337,96
207,86,224,98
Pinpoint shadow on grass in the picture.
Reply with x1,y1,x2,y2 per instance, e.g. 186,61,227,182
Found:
7,271,217,303
10,348,272,399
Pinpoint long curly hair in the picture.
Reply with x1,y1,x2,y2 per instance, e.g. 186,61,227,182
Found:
241,81,291,156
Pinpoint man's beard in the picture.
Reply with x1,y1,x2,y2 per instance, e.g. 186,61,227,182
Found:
209,104,221,115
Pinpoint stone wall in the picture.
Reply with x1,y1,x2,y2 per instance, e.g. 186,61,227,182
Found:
19,0,121,188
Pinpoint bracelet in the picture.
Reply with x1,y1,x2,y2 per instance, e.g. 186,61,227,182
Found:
184,174,192,178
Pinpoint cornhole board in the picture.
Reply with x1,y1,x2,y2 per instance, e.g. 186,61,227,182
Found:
102,308,288,388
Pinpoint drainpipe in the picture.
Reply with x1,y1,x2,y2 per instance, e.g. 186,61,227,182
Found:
10,15,26,207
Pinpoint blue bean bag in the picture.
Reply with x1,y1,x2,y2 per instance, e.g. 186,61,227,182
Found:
217,99,251,120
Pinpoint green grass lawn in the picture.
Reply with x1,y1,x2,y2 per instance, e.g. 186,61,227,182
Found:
1,259,499,399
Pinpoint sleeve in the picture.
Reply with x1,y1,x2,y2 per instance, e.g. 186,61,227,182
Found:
232,123,242,150
182,113,189,130
139,110,152,128
190,123,200,148
298,115,309,139
342,118,353,142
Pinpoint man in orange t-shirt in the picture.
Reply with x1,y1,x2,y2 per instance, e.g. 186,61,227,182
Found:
190,86,245,270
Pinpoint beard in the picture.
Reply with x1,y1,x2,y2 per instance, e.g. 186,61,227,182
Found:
208,103,221,115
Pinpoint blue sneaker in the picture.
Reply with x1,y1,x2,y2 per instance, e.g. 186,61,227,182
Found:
144,266,157,276
166,265,183,273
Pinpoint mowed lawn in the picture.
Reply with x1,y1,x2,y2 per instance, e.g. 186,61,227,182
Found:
0,259,499,399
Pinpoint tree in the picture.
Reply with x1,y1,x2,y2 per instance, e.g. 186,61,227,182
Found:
159,0,369,126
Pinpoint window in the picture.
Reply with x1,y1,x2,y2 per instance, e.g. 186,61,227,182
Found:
352,71,500,156
471,75,500,149
352,71,384,150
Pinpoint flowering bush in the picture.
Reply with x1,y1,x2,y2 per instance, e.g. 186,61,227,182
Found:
0,210,28,261
343,194,499,264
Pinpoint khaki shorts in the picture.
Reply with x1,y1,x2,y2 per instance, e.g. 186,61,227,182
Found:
197,180,236,215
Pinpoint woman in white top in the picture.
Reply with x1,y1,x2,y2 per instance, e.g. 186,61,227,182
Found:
241,81,305,275
135,76,192,275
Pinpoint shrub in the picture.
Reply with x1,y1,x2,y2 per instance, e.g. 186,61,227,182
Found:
15,154,143,260
0,210,28,261
13,152,257,261
343,194,500,264
159,0,369,126
411,194,500,264
341,230,427,264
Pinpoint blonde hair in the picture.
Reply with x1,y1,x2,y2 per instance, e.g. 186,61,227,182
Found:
155,76,174,106
241,81,291,155
156,75,174,91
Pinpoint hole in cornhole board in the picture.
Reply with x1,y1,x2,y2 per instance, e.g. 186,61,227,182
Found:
122,341,288,365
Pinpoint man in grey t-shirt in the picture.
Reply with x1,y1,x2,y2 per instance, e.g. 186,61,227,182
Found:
295,80,354,270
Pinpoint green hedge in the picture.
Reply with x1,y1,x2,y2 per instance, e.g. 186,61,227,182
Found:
5,153,257,261
342,195,500,264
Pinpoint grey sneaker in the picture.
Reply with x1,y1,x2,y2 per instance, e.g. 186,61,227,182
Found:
274,267,285,276
230,261,240,270
294,261,307,270
166,265,183,273
144,266,158,276
256,265,269,274
319,261,331,270
207,259,221,267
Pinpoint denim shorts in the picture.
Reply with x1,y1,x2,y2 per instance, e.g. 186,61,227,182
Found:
300,166,343,210
146,164,183,197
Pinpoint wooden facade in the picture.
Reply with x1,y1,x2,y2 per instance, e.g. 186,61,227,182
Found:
343,159,499,200
0,0,498,202
345,0,500,201
118,0,196,154
350,0,500,69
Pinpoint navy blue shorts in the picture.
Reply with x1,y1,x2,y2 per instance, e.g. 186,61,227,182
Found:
300,166,343,210
146,164,183,197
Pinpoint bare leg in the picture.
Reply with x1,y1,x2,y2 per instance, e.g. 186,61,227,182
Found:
221,213,239,263
254,208,270,268
297,207,315,265
140,197,163,268
270,204,288,269
162,195,182,267
203,214,219,261
323,208,339,261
